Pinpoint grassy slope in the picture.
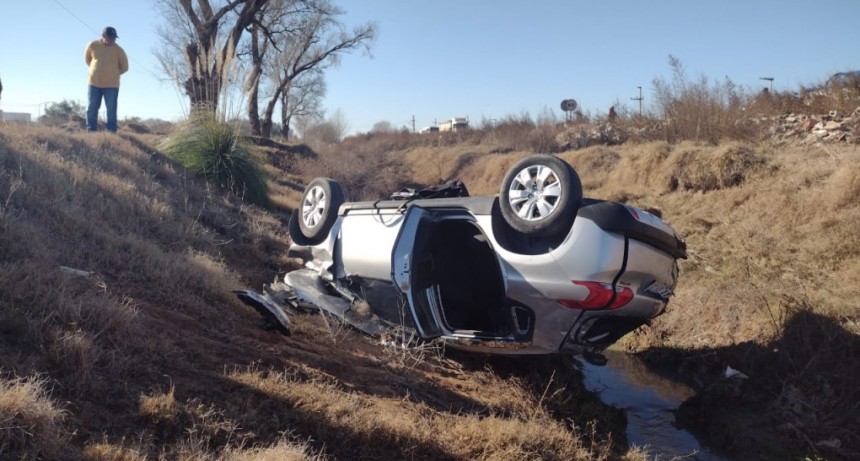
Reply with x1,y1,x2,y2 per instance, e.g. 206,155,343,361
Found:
0,125,639,461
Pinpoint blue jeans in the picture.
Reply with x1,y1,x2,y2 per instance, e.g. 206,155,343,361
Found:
87,86,119,132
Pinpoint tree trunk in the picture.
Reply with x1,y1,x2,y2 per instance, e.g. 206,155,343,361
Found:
259,84,283,139
261,119,273,138
175,0,270,113
246,26,264,136
183,43,219,111
280,92,291,139
247,83,261,135
281,115,292,139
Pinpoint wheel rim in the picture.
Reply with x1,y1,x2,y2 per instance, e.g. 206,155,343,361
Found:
301,185,327,228
507,165,562,221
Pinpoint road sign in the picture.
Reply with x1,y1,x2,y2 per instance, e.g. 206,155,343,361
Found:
560,99,578,112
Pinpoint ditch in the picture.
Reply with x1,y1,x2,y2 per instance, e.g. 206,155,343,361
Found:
578,350,730,460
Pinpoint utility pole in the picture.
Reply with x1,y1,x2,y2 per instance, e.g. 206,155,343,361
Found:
759,77,774,93
411,115,416,133
631,86,643,117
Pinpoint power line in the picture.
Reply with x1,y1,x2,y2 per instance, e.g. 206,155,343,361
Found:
52,0,99,35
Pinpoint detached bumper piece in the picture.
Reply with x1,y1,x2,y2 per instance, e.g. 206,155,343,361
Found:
235,289,294,336
235,279,319,336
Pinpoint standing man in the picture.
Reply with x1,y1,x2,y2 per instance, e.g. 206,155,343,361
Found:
85,26,128,132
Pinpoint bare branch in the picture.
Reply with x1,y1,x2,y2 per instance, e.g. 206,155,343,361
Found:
245,0,375,137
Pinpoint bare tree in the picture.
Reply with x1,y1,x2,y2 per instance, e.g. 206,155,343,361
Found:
301,108,349,144
155,0,270,112
245,0,375,138
279,69,326,139
243,0,308,134
370,120,395,134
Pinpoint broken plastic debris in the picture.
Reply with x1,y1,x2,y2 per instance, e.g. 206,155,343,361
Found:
723,365,748,380
59,266,94,277
817,438,841,449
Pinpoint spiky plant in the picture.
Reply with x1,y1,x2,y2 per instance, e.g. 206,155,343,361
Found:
159,112,269,207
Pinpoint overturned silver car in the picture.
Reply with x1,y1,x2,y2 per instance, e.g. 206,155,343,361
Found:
238,154,686,357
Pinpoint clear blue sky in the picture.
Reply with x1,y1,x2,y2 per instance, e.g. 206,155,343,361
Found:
2,0,858,133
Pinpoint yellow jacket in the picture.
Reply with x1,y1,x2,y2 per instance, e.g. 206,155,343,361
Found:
84,40,129,88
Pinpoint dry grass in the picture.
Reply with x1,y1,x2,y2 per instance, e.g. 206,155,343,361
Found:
222,440,324,461
226,364,624,461
0,374,69,460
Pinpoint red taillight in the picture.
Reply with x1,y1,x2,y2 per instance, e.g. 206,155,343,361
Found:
558,281,634,310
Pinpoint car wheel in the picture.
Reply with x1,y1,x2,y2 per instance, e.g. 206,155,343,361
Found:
499,154,582,237
298,177,345,240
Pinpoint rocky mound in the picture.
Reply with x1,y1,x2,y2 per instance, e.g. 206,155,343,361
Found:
758,106,860,145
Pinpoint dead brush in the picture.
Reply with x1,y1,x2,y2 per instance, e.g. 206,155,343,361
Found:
221,438,326,461
139,389,247,456
372,298,445,370
660,142,771,193
315,309,359,347
138,385,179,425
0,374,69,460
81,439,149,461
378,325,444,370
652,55,755,143
0,153,24,220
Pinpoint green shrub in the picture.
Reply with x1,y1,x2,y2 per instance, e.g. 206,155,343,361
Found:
38,100,85,126
159,112,269,207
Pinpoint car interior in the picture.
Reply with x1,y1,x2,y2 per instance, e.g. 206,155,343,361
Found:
429,219,510,336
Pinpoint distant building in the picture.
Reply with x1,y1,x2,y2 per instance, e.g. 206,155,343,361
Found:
419,126,439,134
0,111,31,122
438,117,468,132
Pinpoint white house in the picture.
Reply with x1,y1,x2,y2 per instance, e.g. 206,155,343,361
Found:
438,117,468,132
0,111,31,122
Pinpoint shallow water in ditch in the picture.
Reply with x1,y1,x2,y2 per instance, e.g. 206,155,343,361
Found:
578,350,729,460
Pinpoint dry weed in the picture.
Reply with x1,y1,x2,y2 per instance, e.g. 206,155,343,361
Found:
221,439,324,461
139,385,179,424
827,159,860,208
0,374,69,460
81,439,148,461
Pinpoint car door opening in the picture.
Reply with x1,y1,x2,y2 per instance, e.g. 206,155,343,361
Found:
430,219,509,336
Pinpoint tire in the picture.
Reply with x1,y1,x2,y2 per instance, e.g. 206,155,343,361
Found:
298,178,346,241
499,154,582,237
